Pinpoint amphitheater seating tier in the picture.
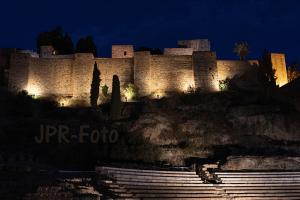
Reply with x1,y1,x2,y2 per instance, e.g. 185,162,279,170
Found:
96,166,300,200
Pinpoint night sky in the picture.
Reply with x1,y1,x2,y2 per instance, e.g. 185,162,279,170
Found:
1,0,300,64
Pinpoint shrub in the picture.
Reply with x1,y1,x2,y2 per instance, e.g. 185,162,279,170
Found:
219,78,230,91
123,83,138,101
102,84,109,97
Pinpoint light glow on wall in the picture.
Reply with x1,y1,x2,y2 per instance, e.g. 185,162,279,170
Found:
25,84,41,96
58,98,72,107
152,90,166,99
182,82,195,93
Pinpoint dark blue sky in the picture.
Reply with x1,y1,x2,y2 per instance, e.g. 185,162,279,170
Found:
1,0,300,63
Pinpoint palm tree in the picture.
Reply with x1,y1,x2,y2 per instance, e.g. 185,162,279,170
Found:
234,42,249,60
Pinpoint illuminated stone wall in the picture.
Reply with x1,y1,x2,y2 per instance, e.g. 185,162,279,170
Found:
95,57,133,91
112,45,134,58
9,52,133,105
271,53,288,87
9,53,30,91
164,48,194,55
133,51,151,96
28,57,73,96
8,48,288,106
193,51,219,91
149,55,194,95
217,60,253,81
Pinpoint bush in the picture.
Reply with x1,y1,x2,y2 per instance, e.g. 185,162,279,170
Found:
123,83,138,101
102,84,109,97
219,78,230,91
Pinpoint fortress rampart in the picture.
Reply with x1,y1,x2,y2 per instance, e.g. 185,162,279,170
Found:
8,39,288,106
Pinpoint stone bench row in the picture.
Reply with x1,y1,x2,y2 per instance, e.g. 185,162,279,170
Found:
108,180,206,187
97,166,195,175
220,180,300,184
109,173,200,180
113,178,203,184
217,175,300,179
99,170,199,178
114,198,227,200
215,171,300,175
126,198,300,200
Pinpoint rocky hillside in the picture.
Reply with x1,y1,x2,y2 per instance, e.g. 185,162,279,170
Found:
126,89,300,165
1,86,300,169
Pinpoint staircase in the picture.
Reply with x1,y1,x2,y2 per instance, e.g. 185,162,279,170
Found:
96,166,227,200
214,171,300,200
96,166,300,200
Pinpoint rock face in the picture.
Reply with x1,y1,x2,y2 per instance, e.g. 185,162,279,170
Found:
228,105,300,141
222,156,300,170
129,113,178,145
127,91,300,166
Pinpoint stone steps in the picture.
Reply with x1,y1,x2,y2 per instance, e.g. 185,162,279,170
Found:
111,174,200,180
97,166,195,174
214,183,300,186
115,181,205,186
137,198,228,200
216,172,300,175
216,174,300,177
215,171,300,200
219,186,300,189
135,193,225,198
233,197,300,200
225,190,300,193
123,185,216,190
114,177,203,183
129,189,219,193
97,166,300,200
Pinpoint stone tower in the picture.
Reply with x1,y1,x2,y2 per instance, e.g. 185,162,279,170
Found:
270,53,288,87
193,51,218,91
112,45,134,58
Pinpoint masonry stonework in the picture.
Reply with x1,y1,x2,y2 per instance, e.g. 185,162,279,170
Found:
8,39,289,106
112,45,134,58
164,48,194,56
271,53,288,87
217,60,253,81
193,51,218,91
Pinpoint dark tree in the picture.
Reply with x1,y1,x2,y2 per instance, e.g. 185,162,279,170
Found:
76,36,97,56
110,75,121,120
287,62,300,82
136,46,162,55
0,69,4,86
62,33,74,54
234,42,249,60
90,62,101,107
36,26,74,54
259,49,276,87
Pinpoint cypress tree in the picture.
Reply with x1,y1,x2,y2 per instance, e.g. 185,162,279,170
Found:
259,49,276,87
90,62,101,107
110,75,121,120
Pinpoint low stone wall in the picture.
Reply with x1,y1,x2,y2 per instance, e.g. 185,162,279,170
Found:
221,156,300,170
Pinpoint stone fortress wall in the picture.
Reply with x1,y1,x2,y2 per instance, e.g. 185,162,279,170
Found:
8,39,288,106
